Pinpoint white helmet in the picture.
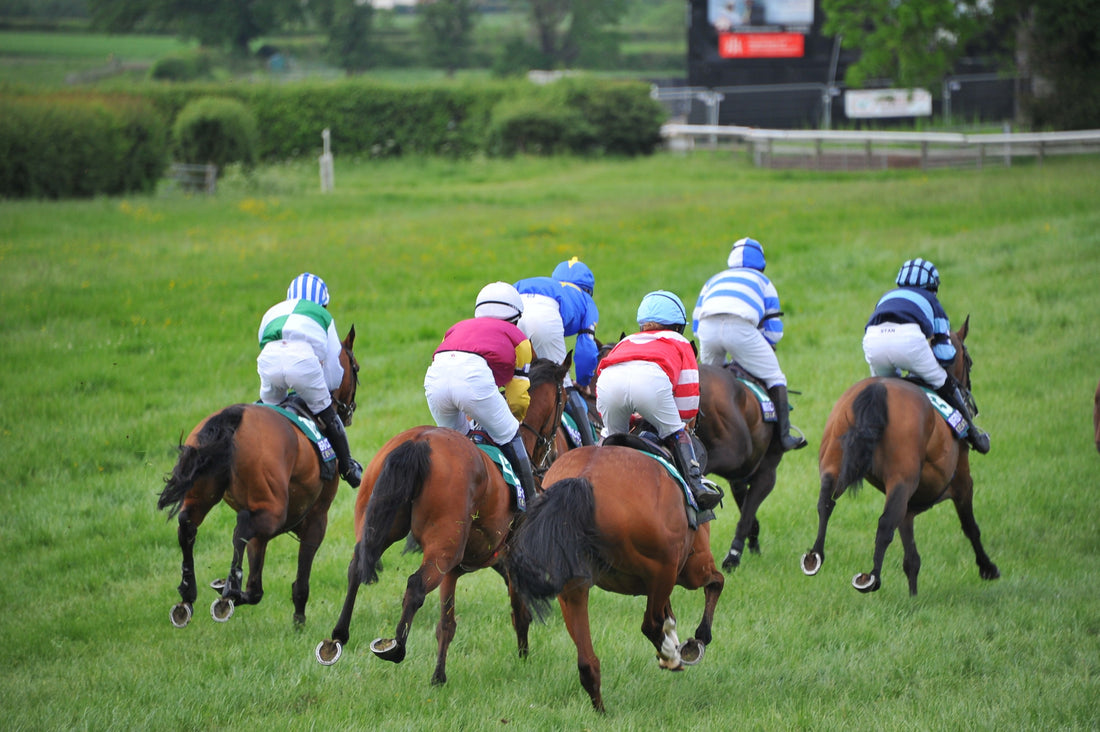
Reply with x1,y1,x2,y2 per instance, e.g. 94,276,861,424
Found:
474,281,524,322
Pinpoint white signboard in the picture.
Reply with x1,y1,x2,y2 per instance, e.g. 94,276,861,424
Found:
845,88,932,119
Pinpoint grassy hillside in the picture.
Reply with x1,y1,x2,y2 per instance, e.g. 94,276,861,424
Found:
1,152,1098,729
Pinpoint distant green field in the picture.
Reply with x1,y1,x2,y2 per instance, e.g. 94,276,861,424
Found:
0,30,194,86
1,153,1098,729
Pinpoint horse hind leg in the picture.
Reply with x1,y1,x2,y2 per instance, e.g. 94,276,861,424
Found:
800,472,838,576
315,552,363,666
431,572,460,686
898,514,921,596
853,482,910,593
370,565,434,666
559,586,604,712
170,511,200,628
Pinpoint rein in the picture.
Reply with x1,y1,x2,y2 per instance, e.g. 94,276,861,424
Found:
521,378,565,479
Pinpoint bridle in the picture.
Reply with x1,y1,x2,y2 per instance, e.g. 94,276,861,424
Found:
333,344,360,426
520,374,565,481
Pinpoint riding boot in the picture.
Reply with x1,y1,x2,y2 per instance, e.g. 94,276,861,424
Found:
664,429,722,511
316,404,363,487
565,387,597,447
501,433,537,507
767,385,808,452
935,380,991,454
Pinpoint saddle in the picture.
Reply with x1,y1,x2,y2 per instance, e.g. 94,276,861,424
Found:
256,396,337,480
898,376,970,438
466,430,525,511
602,430,714,529
721,362,777,422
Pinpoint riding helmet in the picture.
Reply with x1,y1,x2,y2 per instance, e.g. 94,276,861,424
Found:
636,290,688,327
474,281,524,323
287,272,330,307
896,258,940,292
728,237,766,271
552,257,595,295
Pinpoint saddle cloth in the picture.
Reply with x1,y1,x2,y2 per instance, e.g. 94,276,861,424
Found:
919,388,969,438
467,432,525,512
255,400,337,480
601,432,714,527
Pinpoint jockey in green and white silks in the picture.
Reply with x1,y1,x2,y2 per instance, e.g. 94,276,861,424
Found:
257,272,363,486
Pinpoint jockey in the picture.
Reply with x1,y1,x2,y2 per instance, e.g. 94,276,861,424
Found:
257,272,363,487
692,237,807,451
514,257,600,446
863,258,990,454
424,281,537,503
595,290,723,511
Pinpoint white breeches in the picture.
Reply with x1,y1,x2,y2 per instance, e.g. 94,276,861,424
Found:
596,361,683,439
863,322,947,388
257,340,331,414
696,314,786,388
424,350,520,444
518,293,574,387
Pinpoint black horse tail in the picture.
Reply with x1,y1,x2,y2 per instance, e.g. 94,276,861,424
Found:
837,382,889,494
356,439,428,586
506,477,605,622
158,406,244,519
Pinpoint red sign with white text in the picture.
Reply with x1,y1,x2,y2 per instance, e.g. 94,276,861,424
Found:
718,32,805,58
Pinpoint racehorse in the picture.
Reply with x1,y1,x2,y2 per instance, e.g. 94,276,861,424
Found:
694,363,784,572
800,317,1000,595
314,356,571,685
507,444,725,713
158,326,359,628
594,338,786,572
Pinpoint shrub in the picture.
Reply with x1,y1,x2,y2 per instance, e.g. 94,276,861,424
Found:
486,96,595,156
149,51,214,82
172,96,258,172
0,94,168,199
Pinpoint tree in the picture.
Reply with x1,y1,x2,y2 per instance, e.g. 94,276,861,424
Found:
311,0,375,74
821,0,989,91
88,0,304,55
996,0,1100,128
510,0,627,68
417,0,478,77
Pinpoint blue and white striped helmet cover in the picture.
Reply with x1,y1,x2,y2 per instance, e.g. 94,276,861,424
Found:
287,272,330,306
895,258,939,292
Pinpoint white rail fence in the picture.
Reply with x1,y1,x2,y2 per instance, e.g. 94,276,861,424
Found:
661,124,1100,171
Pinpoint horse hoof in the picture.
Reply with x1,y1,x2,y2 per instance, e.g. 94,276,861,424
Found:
370,637,406,663
170,603,193,629
801,552,822,576
210,597,235,622
315,640,343,666
852,573,880,593
721,549,741,572
210,578,226,592
679,639,705,666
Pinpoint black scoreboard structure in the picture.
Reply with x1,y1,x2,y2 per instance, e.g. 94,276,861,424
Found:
686,0,1014,129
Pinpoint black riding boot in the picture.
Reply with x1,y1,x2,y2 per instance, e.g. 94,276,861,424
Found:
767,385,808,452
316,404,363,487
665,429,722,511
936,379,990,454
565,387,597,447
500,433,537,507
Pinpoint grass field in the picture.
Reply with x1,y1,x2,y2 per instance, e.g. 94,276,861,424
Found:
1,152,1098,730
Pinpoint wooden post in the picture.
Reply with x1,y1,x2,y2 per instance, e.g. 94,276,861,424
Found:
319,128,334,193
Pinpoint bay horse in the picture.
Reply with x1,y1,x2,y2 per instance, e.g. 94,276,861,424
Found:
507,444,725,713
595,338,786,572
158,326,359,628
314,356,571,685
800,316,1000,595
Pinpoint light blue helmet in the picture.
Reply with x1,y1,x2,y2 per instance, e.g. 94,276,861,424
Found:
636,290,687,327
727,237,766,271
552,257,595,295
287,272,330,307
896,258,940,292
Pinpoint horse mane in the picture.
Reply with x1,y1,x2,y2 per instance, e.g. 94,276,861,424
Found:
529,357,562,388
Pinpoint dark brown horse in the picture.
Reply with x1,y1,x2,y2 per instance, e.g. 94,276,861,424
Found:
800,317,1000,595
694,364,784,571
313,357,570,685
507,445,725,713
594,339,786,573
158,326,359,627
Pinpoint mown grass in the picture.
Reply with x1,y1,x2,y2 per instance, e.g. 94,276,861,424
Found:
1,152,1098,730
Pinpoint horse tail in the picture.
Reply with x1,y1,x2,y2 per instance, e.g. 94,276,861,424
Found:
506,477,604,621
836,382,889,494
158,406,244,519
356,439,430,585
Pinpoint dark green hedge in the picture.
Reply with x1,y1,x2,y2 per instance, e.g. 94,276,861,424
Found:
0,94,168,199
172,96,259,171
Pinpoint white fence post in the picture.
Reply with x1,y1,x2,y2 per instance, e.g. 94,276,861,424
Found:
319,128,334,193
